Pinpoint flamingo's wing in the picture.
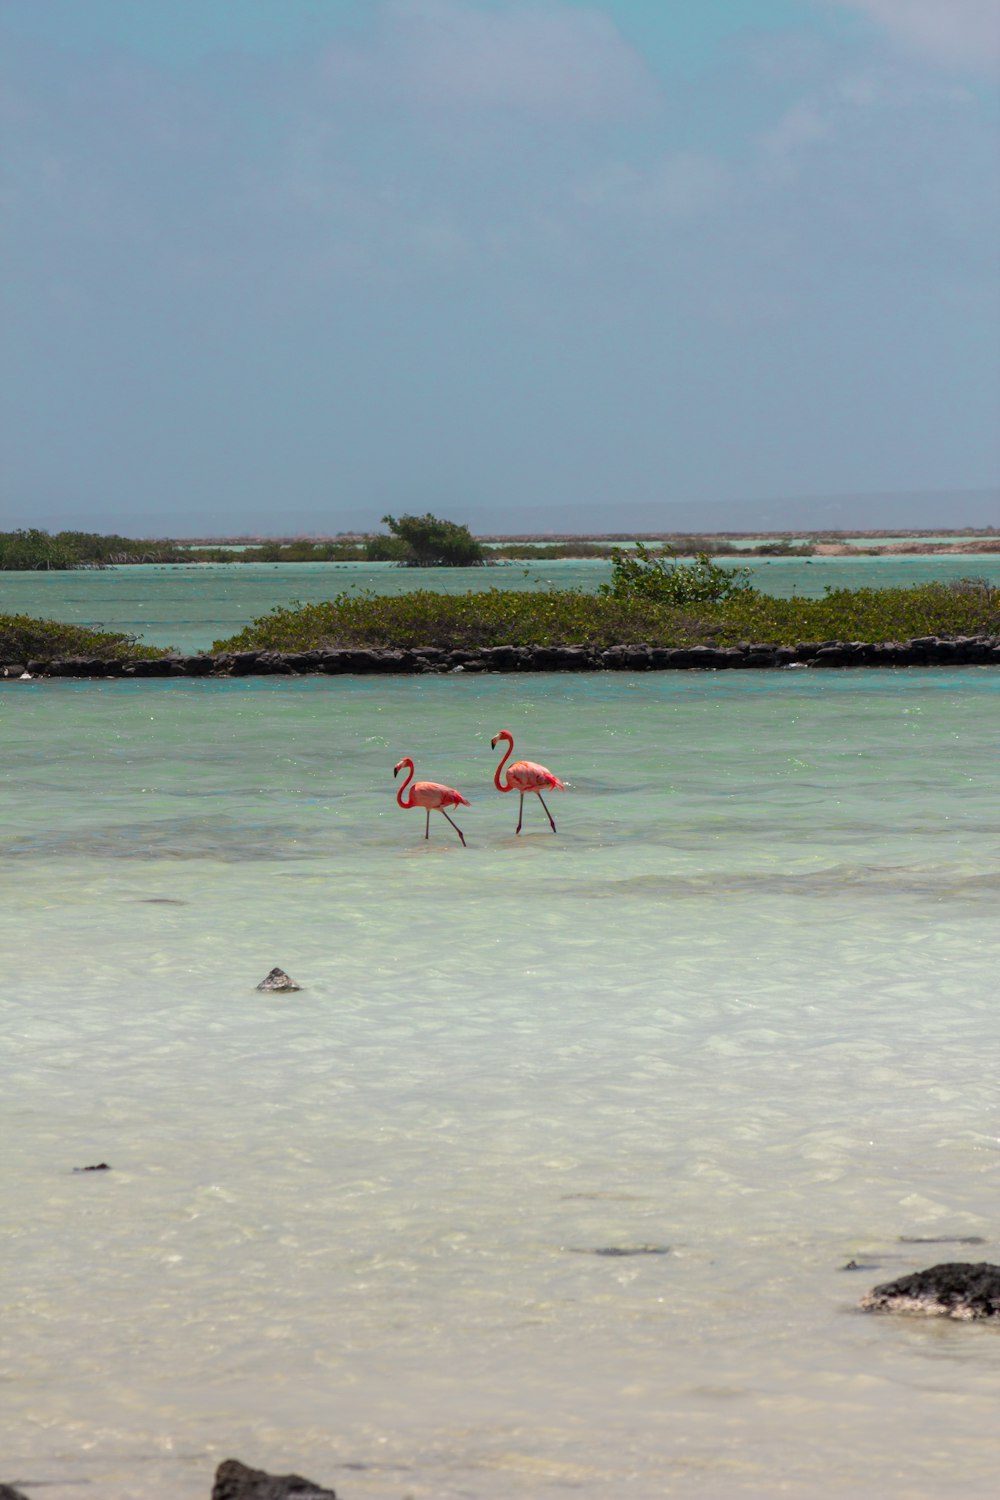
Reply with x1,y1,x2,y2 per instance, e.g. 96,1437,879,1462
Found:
412,780,470,808
509,760,565,791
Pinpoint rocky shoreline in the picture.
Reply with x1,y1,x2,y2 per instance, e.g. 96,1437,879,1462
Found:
3,633,1000,679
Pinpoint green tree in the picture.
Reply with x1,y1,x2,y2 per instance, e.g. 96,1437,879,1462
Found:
363,533,411,562
0,528,78,570
379,512,484,566
598,541,753,606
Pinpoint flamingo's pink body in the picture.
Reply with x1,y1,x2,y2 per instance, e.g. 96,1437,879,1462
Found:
393,757,470,845
491,729,564,834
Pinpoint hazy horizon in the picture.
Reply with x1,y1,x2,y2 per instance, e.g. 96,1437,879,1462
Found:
14,486,1000,540
2,1,998,535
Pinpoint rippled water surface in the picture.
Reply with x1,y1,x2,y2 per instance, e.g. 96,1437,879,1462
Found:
3,551,1000,652
2,669,999,1499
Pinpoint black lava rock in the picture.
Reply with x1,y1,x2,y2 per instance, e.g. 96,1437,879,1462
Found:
256,968,302,993
212,1458,337,1499
861,1261,1000,1320
568,1244,670,1257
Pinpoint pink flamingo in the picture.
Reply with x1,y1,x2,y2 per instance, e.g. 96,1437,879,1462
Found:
491,729,565,834
393,757,470,846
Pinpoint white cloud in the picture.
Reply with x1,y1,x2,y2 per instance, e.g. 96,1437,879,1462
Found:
824,0,1000,72
320,0,659,119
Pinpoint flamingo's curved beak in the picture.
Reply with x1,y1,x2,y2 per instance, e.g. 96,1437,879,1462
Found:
393,761,403,777
490,736,499,750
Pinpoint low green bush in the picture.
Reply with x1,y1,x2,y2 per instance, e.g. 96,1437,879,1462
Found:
599,542,753,605
214,579,1000,653
0,614,167,661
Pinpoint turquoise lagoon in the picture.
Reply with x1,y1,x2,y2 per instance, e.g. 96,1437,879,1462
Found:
1,667,999,1499
3,552,1000,653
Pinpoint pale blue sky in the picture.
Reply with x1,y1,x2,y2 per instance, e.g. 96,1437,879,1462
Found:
2,0,998,534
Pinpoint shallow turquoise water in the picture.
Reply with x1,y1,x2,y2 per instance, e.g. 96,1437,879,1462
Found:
3,552,1000,653
1,669,999,1499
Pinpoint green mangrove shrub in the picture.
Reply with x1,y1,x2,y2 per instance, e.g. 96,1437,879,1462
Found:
0,613,167,660
214,580,1000,654
379,512,484,566
0,529,78,570
599,542,753,605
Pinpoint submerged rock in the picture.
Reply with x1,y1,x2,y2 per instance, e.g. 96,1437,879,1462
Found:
899,1234,985,1245
860,1261,1000,1320
256,967,302,993
0,1485,32,1500
72,1162,110,1173
569,1244,670,1257
212,1458,337,1499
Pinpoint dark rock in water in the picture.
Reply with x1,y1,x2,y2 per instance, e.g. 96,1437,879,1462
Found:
212,1458,337,1499
0,1484,33,1499
569,1244,670,1257
899,1234,986,1245
72,1162,110,1173
256,967,302,993
840,1259,883,1272
861,1262,1000,1320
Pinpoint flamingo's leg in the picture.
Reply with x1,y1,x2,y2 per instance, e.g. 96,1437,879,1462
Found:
515,792,524,835
440,809,467,847
537,792,557,833
424,808,431,840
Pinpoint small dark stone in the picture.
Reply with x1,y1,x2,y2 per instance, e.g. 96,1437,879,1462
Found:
131,657,175,677
212,1458,337,1500
840,1259,882,1272
255,652,294,675
284,651,324,672
899,1235,986,1245
72,1162,110,1173
177,654,214,676
861,1261,1000,1320
0,1484,33,1500
480,645,522,670
228,652,263,677
256,967,302,993
569,1244,670,1257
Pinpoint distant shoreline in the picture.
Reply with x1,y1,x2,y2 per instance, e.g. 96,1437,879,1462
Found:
174,528,1000,545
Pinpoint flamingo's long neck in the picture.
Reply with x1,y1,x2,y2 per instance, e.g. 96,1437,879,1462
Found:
494,735,514,792
396,760,415,808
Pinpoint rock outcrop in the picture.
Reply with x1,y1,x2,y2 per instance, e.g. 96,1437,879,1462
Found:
256,968,302,993
860,1261,1000,1320
4,635,1000,678
212,1459,337,1499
